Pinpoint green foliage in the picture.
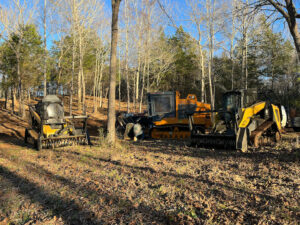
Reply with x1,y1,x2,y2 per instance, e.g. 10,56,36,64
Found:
163,26,198,97
0,24,43,89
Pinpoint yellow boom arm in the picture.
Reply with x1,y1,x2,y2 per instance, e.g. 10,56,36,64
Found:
239,102,266,128
236,101,282,152
238,101,282,131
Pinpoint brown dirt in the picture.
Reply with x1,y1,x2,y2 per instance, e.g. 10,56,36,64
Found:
0,109,30,150
0,98,299,224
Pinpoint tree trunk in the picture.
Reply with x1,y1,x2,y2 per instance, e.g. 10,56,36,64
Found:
28,88,31,104
241,6,246,90
82,68,86,114
93,53,98,113
231,58,234,90
70,30,76,115
139,61,146,112
230,0,236,90
4,88,8,110
126,51,130,113
70,0,76,116
135,59,140,107
11,87,15,114
57,39,63,94
99,56,104,109
261,1,300,60
271,66,274,90
197,34,205,102
146,10,151,93
244,0,248,90
124,0,130,113
43,0,47,96
99,84,103,108
206,0,215,110
200,51,205,102
118,46,121,111
3,75,7,109
17,54,25,118
78,34,83,111
287,17,300,61
133,72,136,112
107,0,122,144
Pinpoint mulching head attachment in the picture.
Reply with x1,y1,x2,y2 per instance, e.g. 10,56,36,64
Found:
190,133,237,150
38,135,90,150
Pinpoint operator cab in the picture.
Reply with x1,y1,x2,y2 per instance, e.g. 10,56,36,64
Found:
223,89,258,111
222,89,258,123
147,92,176,121
223,91,242,115
35,95,65,124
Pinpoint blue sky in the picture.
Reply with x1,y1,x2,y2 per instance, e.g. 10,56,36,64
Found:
0,0,298,50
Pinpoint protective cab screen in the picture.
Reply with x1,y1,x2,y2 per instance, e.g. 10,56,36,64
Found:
153,96,172,114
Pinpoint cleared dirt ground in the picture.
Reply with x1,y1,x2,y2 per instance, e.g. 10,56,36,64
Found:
0,103,299,224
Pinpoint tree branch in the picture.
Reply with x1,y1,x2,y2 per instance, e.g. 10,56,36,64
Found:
265,0,289,19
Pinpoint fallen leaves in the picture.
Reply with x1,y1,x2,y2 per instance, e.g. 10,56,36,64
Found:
0,136,299,224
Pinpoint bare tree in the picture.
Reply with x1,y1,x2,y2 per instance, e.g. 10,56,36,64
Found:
206,0,216,109
43,0,47,96
241,0,249,90
118,43,121,111
149,34,175,89
107,0,122,144
138,0,156,112
124,0,130,112
0,0,38,118
254,0,300,60
187,0,206,102
230,0,237,90
55,0,103,113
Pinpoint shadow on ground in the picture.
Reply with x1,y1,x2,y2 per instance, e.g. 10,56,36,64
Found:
0,155,169,224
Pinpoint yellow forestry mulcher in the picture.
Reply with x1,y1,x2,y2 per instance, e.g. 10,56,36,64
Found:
188,89,287,152
25,95,91,150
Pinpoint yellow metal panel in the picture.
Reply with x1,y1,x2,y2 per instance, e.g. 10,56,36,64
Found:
42,124,69,138
43,125,58,138
271,104,282,131
239,102,266,128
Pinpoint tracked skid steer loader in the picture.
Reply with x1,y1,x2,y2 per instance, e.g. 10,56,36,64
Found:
25,95,90,150
189,90,286,152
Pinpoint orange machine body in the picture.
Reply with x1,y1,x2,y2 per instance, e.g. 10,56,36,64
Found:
150,91,212,139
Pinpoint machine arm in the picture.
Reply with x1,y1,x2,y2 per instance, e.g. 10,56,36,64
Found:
238,102,266,128
236,101,282,152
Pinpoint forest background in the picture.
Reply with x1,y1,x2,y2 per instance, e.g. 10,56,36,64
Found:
0,0,299,118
